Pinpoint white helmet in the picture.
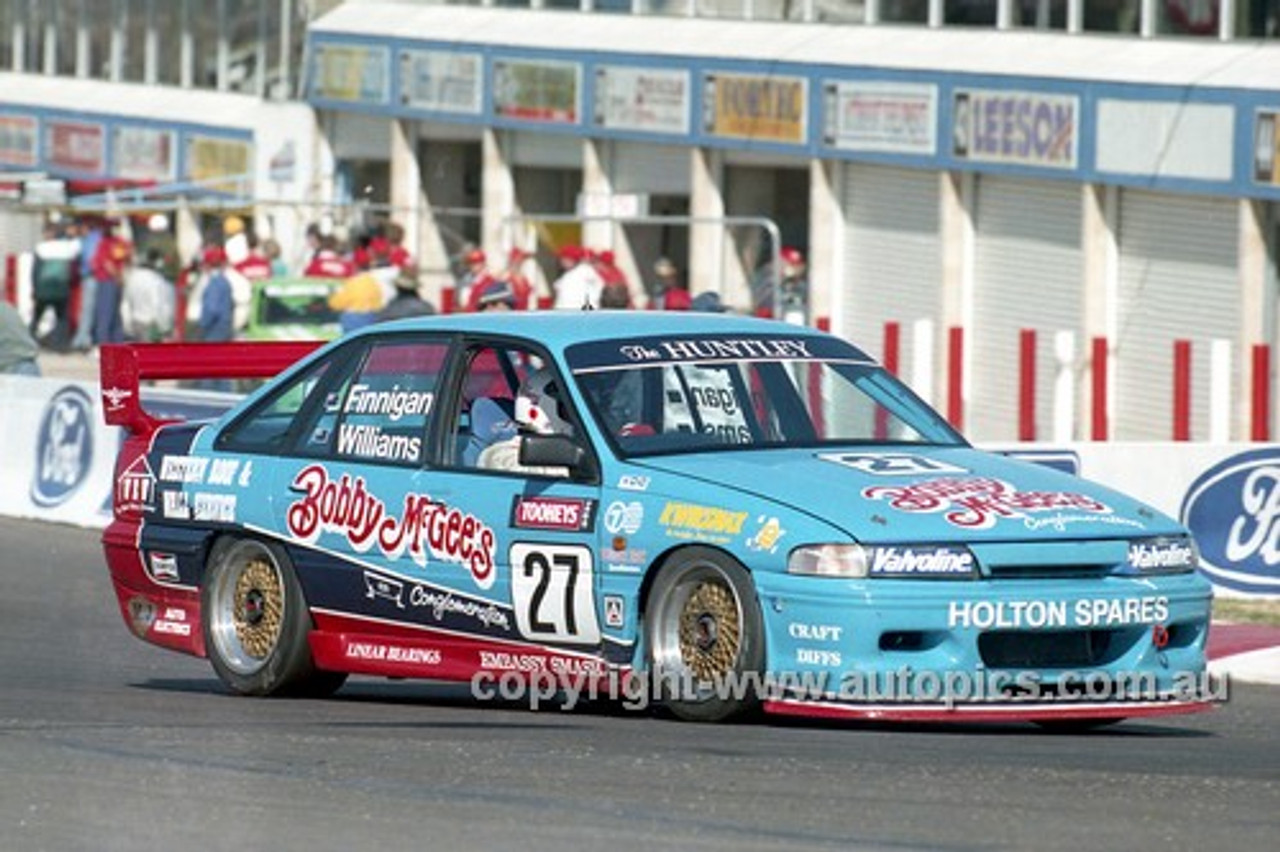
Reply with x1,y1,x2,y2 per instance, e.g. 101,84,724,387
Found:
516,369,573,436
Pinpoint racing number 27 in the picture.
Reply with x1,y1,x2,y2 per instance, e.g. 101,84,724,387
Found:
510,543,601,645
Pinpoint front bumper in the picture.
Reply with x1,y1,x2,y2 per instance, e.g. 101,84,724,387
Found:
753,570,1217,721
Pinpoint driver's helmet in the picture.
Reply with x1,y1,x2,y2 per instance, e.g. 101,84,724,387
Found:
516,368,573,436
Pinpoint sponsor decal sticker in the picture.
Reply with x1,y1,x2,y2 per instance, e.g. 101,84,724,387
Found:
511,496,596,532
193,493,236,523
1127,540,1195,572
869,545,975,577
604,595,626,629
617,474,650,492
343,639,442,666
160,455,209,484
862,477,1111,531
116,456,157,514
153,606,192,636
947,597,1169,629
285,464,497,590
788,622,844,642
745,516,786,553
1181,448,1280,593
820,452,967,476
620,338,813,364
147,552,180,582
659,501,748,544
364,571,405,607
603,500,644,536
101,385,132,412
162,490,190,520
31,386,94,508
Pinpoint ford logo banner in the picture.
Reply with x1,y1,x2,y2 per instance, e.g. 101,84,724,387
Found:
1180,448,1280,595
30,385,95,508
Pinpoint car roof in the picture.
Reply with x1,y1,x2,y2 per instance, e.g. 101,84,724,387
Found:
366,310,830,350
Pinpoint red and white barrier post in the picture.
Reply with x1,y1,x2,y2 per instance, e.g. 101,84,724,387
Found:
1018,329,1036,441
3,253,15,306
875,321,901,439
1252,343,1271,442
947,326,964,432
1091,336,1109,441
1172,339,1191,442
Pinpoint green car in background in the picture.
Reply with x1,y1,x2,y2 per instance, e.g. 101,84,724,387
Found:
242,277,343,341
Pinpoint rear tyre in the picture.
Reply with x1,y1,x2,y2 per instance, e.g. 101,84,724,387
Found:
645,547,765,722
202,537,346,697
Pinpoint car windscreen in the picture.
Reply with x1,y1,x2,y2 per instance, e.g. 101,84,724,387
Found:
260,282,340,326
567,333,965,457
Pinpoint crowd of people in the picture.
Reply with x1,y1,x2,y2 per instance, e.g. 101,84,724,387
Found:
3,209,811,378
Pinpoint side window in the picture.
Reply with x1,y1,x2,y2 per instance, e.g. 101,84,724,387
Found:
301,338,449,467
218,360,332,453
452,345,532,468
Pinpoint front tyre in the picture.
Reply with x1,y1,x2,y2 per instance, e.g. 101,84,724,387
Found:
202,537,346,697
645,548,765,722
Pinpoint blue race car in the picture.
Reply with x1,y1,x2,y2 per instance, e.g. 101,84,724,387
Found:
100,312,1215,726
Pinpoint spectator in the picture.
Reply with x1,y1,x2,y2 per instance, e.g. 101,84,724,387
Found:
385,221,413,270
122,248,175,342
651,257,691,310
552,245,604,310
376,266,436,322
0,301,40,376
223,215,249,266
304,235,355,278
70,216,104,351
143,213,181,282
594,249,633,308
751,245,807,323
476,280,517,312
90,224,132,345
460,248,497,311
499,247,534,310
198,246,234,344
262,238,288,277
30,222,78,350
234,230,273,282
327,262,386,333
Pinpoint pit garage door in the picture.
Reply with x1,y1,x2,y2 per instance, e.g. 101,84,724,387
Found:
842,164,941,402
970,176,1082,442
1115,190,1237,441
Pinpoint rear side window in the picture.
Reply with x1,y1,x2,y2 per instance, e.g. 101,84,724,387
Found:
218,359,333,453
302,339,448,467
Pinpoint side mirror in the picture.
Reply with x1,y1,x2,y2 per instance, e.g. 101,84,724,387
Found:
519,434,596,481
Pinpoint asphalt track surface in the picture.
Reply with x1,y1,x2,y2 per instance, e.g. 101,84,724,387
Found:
2,517,1277,852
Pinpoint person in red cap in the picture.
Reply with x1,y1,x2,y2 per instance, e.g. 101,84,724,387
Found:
461,248,499,312
90,223,133,345
385,222,412,270
498,246,534,310
198,246,234,343
552,244,603,309
593,249,632,309
751,245,808,323
304,235,355,278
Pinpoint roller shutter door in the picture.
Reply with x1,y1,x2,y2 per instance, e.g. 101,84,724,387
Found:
613,141,690,195
971,176,1082,442
1115,190,1237,440
842,164,940,400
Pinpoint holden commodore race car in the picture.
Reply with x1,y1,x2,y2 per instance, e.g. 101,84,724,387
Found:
100,312,1215,726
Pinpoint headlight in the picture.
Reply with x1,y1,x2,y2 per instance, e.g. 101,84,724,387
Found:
787,544,869,578
787,543,978,579
1121,535,1199,575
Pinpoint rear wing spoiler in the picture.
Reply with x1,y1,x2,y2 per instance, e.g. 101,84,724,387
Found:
100,341,324,437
